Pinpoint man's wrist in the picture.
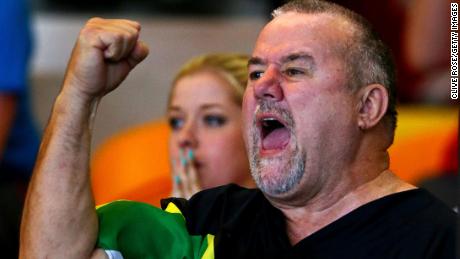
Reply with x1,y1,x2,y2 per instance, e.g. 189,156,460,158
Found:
54,87,100,125
58,77,103,108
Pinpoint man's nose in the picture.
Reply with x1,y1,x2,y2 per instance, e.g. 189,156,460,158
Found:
177,122,198,149
254,66,284,101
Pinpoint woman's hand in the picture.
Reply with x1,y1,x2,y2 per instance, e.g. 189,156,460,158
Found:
171,148,201,199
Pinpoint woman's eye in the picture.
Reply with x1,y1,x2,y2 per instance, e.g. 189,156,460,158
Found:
249,71,264,80
204,115,227,127
168,117,184,130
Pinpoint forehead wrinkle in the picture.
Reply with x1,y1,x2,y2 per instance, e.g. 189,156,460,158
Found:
281,52,313,63
270,13,353,61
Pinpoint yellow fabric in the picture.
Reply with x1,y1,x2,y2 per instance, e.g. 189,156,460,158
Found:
164,202,186,221
164,202,182,214
201,234,215,259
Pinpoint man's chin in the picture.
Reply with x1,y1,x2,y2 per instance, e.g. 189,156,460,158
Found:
253,168,298,196
252,156,305,197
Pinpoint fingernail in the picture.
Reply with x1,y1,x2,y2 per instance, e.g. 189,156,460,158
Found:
174,175,181,184
187,149,194,161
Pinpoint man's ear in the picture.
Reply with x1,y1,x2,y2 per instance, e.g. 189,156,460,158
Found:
356,84,389,130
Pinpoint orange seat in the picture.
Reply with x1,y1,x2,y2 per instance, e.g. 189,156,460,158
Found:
389,106,458,184
91,119,172,207
91,107,458,206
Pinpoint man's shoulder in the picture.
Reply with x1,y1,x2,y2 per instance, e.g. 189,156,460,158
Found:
356,188,457,235
378,189,458,258
357,188,457,258
389,188,457,225
288,189,457,259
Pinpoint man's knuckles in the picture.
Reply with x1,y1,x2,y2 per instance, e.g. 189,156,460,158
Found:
79,18,140,51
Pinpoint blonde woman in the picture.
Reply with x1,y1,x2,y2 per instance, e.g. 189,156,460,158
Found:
167,53,255,198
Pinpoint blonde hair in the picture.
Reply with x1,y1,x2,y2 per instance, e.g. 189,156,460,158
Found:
170,53,250,105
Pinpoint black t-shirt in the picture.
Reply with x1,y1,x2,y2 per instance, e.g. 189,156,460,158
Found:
161,184,457,259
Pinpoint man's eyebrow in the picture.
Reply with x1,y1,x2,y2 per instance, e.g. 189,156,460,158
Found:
248,57,265,67
248,53,316,68
281,53,316,67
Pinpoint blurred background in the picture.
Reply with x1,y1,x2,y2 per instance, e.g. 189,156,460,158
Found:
1,0,458,257
30,0,278,149
27,0,457,152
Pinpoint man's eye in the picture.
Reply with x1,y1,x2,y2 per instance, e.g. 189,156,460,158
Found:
284,68,305,77
204,115,227,127
249,71,264,80
168,117,184,130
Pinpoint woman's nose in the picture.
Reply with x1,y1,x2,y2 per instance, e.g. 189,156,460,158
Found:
177,122,198,149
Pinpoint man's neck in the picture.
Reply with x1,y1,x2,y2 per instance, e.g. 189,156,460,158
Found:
279,170,416,245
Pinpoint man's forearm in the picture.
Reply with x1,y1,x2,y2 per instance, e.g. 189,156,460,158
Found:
19,18,149,259
20,91,99,259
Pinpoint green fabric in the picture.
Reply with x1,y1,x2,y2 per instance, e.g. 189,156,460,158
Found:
96,200,209,259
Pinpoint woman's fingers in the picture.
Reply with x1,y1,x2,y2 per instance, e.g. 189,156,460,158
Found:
171,158,182,198
170,148,201,199
186,149,201,195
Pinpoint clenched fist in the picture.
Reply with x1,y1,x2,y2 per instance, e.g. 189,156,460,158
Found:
62,18,149,102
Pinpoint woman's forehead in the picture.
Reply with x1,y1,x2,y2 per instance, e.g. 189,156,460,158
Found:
170,71,239,108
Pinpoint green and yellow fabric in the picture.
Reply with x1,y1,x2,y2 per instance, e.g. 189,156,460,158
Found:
96,200,214,259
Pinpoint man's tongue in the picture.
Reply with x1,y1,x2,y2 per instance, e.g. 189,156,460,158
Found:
262,128,290,150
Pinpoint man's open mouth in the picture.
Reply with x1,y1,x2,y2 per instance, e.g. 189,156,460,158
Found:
258,114,291,152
